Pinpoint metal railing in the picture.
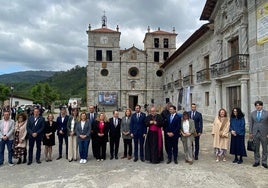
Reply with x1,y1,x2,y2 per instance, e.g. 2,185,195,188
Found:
196,68,210,83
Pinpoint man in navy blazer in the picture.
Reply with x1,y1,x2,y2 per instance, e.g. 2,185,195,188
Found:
165,105,181,164
56,107,69,160
27,107,45,165
109,110,121,160
130,105,147,162
87,105,98,158
188,103,203,160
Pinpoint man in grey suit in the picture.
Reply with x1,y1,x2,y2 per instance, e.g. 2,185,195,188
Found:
249,100,268,168
0,111,15,166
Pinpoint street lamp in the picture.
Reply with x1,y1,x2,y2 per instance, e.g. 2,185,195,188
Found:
10,86,14,108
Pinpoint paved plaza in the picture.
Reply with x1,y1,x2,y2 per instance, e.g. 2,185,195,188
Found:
0,111,268,188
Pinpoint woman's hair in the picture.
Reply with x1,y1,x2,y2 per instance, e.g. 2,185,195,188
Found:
47,113,54,120
125,108,132,117
182,111,189,119
230,107,244,119
218,108,227,117
17,112,27,121
96,112,108,122
79,112,88,121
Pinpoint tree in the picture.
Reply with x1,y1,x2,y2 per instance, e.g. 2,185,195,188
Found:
0,84,10,106
30,82,59,107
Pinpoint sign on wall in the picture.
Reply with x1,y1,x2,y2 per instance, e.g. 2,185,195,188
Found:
98,91,118,106
257,2,268,45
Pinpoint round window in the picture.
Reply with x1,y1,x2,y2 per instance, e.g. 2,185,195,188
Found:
101,69,109,76
128,67,139,77
156,70,163,77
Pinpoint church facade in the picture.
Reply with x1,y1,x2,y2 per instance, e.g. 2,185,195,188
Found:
86,15,177,111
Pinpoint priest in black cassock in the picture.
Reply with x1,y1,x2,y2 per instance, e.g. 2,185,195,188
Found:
145,106,164,163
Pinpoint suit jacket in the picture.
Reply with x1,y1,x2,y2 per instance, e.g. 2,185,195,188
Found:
56,115,69,136
109,117,121,138
0,119,15,141
180,119,195,142
188,111,203,134
75,120,91,142
67,115,79,136
93,121,109,142
121,116,132,139
14,120,27,147
130,112,147,136
165,113,181,139
26,115,45,139
249,109,268,137
87,112,97,126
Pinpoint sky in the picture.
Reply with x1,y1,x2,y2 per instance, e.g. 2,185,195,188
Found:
0,0,207,75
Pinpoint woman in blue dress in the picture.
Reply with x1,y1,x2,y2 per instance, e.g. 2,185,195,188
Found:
229,107,247,164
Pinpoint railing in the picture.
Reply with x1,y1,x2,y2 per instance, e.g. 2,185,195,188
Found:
196,68,210,83
174,79,183,88
211,54,249,78
183,75,194,86
167,82,172,89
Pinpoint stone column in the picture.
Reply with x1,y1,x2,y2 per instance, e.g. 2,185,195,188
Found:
240,24,248,54
216,38,223,63
215,81,222,115
240,77,249,123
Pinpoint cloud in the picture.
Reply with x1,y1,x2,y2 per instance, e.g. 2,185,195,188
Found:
0,0,207,74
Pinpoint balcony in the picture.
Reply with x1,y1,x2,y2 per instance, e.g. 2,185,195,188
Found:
196,68,211,83
183,75,194,86
174,79,182,88
211,54,249,78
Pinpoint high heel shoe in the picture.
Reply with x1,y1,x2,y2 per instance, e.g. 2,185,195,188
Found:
17,158,22,164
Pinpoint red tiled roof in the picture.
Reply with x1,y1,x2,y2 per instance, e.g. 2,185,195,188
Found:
160,24,210,69
91,27,119,33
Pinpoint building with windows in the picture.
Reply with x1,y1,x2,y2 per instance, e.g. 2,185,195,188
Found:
86,14,177,111
87,0,268,121
161,0,268,121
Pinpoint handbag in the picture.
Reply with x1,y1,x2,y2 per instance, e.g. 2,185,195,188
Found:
247,139,255,152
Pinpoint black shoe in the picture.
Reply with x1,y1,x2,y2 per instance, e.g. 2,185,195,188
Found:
194,156,198,160
167,159,171,164
133,158,138,162
56,156,62,160
66,156,68,159
233,159,238,163
22,157,27,164
27,161,32,165
115,156,118,160
36,160,41,164
262,164,268,168
141,158,145,162
69,159,73,162
237,160,243,164
110,156,114,160
17,158,22,164
174,160,178,164
253,162,260,167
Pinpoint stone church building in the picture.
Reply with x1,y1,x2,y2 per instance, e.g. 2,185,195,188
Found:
86,14,177,111
87,0,268,122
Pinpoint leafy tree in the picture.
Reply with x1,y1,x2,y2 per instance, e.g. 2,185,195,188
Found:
0,84,10,106
30,82,59,107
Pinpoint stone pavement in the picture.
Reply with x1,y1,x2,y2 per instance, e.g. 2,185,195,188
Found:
0,111,268,188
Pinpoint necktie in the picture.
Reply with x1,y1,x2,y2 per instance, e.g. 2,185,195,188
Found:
91,113,94,120
137,113,139,119
170,114,174,123
191,112,194,119
257,111,261,122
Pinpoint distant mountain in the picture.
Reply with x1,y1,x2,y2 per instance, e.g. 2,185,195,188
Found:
0,70,57,84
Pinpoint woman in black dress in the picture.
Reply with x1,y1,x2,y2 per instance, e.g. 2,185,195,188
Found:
43,113,57,161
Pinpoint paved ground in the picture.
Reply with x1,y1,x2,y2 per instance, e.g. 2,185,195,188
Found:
0,111,268,188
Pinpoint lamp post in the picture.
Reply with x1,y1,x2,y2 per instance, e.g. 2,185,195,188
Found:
10,86,14,108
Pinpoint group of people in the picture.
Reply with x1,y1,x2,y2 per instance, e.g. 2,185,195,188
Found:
0,100,267,168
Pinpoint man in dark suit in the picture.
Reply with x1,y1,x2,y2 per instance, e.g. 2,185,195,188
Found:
87,105,97,158
56,107,69,160
130,104,147,162
249,100,268,168
26,108,45,165
161,102,172,155
165,105,181,164
109,110,121,160
188,103,203,160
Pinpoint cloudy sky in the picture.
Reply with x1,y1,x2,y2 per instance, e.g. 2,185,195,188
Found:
0,0,207,75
